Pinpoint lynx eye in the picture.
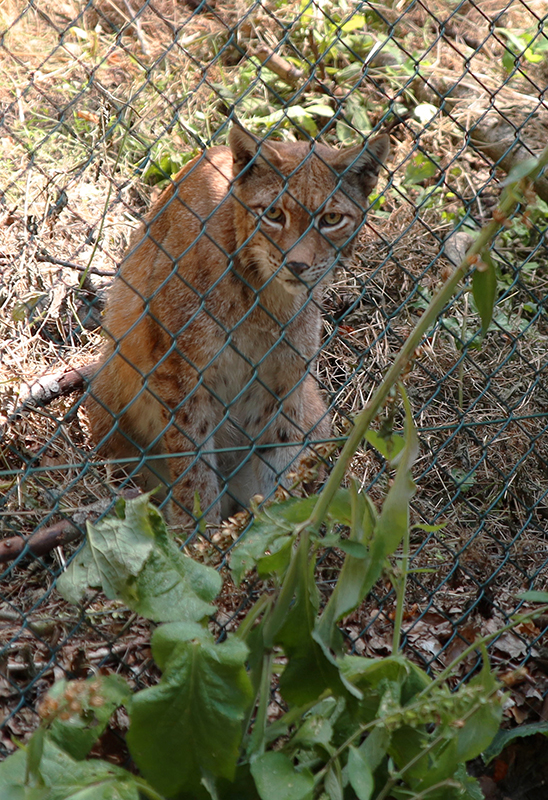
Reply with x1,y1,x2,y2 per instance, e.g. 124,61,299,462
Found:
320,212,343,228
264,207,285,224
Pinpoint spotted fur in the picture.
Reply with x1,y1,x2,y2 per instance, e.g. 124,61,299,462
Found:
88,125,389,524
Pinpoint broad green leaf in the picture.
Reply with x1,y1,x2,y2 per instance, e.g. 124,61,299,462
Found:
347,746,374,800
256,536,293,578
358,726,391,773
291,714,334,748
452,765,485,800
315,486,376,651
304,103,335,117
58,496,220,623
324,761,343,800
127,623,252,797
47,675,131,761
0,738,143,800
230,492,352,585
483,720,548,763
230,497,313,585
265,696,343,747
388,724,429,785
403,153,438,186
366,429,405,461
398,650,502,794
336,540,368,558
130,529,221,622
57,493,155,604
340,653,428,692
250,753,314,800
25,727,45,785
341,14,366,31
472,250,497,336
317,390,418,652
454,648,502,763
274,538,354,704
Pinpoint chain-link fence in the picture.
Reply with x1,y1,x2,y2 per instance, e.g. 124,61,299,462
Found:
1,0,548,755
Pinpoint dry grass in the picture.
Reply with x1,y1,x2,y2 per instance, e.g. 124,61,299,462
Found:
1,0,548,751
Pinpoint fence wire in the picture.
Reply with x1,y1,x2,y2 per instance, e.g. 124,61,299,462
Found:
1,0,548,755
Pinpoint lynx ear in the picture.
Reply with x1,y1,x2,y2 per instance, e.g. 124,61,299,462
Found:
337,134,390,197
229,124,281,177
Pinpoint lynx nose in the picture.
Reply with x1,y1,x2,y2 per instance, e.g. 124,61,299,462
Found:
286,261,310,277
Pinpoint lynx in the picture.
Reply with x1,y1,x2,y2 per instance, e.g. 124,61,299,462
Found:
87,124,389,525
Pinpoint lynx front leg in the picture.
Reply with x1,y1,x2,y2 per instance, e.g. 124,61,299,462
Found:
157,384,223,527
228,376,330,509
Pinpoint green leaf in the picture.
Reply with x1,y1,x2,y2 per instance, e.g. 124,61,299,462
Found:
58,495,220,623
501,156,539,185
372,390,418,559
275,538,354,704
455,648,502,763
230,492,352,585
57,493,155,604
315,486,376,650
346,746,374,800
472,250,497,336
0,738,143,800
317,391,417,654
47,675,131,761
25,728,45,785
452,765,485,800
250,753,314,800
358,726,391,773
341,14,366,31
130,529,221,622
324,761,343,800
304,103,334,118
230,497,311,585
403,153,438,186
366,429,405,462
336,540,368,558
483,720,548,764
518,591,548,603
291,714,334,749
502,47,516,72
127,623,252,797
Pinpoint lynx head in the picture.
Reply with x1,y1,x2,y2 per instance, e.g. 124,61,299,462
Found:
229,125,389,295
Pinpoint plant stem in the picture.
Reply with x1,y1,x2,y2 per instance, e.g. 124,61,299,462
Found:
245,651,274,757
305,143,548,532
391,509,409,654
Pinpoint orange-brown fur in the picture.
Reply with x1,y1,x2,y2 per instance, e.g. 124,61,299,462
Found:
88,126,389,524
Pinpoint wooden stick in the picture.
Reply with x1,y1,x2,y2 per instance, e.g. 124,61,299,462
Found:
254,45,304,87
17,361,99,409
0,490,141,564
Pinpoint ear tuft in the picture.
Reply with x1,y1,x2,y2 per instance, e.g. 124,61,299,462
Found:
337,133,390,197
229,124,283,178
229,124,260,176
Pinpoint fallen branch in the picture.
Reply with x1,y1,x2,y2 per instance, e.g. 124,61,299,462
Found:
469,124,548,204
17,361,99,410
0,250,116,277
0,490,141,564
414,78,548,203
253,44,305,87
